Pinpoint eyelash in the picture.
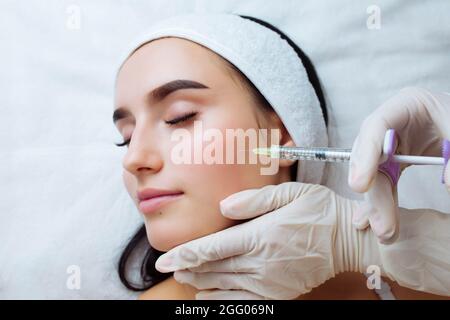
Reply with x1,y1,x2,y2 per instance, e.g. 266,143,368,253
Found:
115,111,198,147
165,111,198,126
115,139,130,147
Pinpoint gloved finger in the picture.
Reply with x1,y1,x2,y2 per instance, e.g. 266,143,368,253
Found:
348,88,418,193
348,117,389,193
220,182,310,219
364,172,399,244
196,290,266,300
155,222,254,272
174,270,252,291
352,201,370,230
188,256,255,274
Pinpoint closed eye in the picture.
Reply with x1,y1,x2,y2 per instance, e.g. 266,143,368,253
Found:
165,111,198,126
115,111,198,147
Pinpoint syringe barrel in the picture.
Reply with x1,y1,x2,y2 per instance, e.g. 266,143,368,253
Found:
278,146,352,162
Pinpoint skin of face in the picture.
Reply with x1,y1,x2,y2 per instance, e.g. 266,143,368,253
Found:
114,37,296,252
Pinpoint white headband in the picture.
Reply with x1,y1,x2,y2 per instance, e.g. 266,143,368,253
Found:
116,13,328,184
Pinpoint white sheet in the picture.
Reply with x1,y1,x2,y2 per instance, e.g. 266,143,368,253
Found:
1,0,449,299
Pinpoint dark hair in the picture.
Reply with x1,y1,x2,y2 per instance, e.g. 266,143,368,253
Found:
118,15,329,292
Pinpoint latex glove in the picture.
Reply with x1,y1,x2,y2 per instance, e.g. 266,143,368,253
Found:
155,182,382,299
349,87,450,244
155,182,450,299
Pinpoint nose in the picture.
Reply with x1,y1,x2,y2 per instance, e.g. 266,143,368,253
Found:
122,127,163,176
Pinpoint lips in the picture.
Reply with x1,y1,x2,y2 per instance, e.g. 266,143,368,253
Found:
137,188,184,215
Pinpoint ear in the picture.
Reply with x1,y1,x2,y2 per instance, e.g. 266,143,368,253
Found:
269,113,297,169
278,132,297,169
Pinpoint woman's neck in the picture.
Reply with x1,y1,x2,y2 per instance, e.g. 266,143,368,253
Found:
138,276,198,300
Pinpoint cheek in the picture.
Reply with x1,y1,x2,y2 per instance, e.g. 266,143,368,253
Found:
174,113,280,208
179,158,275,205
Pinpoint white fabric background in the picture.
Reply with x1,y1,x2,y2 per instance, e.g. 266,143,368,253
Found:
1,0,449,299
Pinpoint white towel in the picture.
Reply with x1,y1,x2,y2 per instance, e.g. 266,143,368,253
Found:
115,13,328,184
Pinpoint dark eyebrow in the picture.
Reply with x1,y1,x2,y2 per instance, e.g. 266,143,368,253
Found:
113,79,209,124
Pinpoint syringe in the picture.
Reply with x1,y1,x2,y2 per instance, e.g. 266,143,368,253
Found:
252,145,445,165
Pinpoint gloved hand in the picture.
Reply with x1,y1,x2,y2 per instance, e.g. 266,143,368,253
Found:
155,181,450,299
349,87,450,244
155,182,383,299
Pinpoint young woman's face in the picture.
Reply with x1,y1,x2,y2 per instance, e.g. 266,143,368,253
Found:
114,37,294,252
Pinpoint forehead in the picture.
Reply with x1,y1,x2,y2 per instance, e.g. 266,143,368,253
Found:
115,37,231,103
117,37,226,83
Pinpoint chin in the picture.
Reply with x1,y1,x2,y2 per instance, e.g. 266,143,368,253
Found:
143,212,236,253
146,228,190,253
147,234,174,252
148,239,172,252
